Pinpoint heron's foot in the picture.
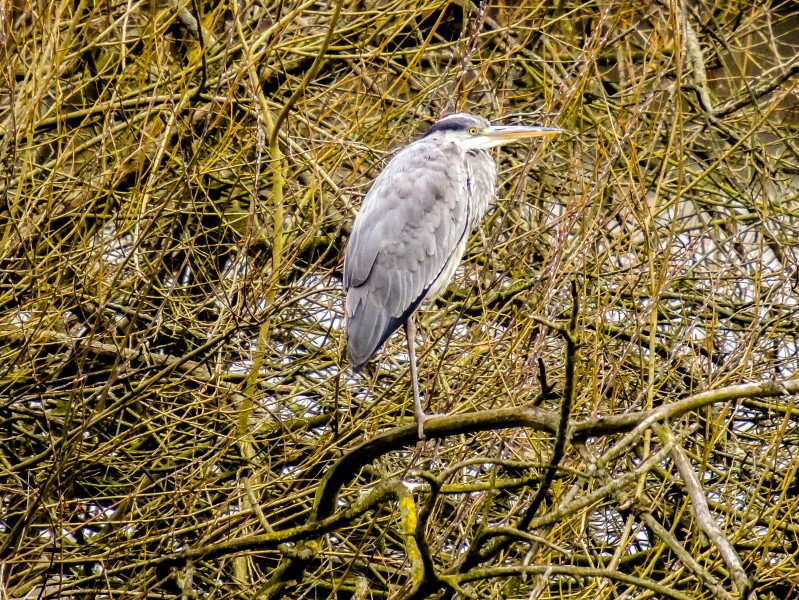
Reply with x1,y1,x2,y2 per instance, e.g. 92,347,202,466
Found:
415,412,427,440
413,411,444,440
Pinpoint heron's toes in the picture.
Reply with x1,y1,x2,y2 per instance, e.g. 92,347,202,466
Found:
416,416,426,440
415,412,443,440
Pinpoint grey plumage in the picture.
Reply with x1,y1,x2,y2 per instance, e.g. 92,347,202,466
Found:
343,112,560,437
344,115,494,369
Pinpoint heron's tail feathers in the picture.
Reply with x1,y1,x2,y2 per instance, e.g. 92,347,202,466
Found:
345,289,404,372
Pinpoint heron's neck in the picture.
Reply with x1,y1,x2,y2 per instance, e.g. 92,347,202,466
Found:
464,148,497,229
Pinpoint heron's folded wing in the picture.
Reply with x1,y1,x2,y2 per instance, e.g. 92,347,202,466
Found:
343,141,469,369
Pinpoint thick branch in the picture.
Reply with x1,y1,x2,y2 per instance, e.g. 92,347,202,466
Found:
655,424,754,599
451,564,695,600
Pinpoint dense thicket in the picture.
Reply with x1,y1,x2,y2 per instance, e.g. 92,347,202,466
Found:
2,1,799,598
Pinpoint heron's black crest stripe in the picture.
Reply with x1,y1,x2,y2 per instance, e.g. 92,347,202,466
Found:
423,116,473,137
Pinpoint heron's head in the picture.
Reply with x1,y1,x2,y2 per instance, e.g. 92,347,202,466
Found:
423,112,561,150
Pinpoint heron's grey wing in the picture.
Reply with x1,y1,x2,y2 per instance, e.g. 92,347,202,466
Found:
344,141,469,370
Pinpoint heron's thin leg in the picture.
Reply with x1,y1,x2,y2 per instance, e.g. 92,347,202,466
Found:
404,317,426,440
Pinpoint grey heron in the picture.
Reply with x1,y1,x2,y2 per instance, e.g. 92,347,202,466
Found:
343,112,560,439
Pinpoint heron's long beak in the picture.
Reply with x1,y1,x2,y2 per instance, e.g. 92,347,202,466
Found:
467,125,562,150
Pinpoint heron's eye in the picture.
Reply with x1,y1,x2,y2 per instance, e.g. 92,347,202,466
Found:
469,127,478,135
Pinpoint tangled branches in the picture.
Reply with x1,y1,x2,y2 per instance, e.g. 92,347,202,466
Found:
2,1,799,599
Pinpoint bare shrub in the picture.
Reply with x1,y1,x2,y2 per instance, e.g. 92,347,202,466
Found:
2,1,799,599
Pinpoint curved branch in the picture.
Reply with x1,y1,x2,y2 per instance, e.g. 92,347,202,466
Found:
310,407,559,522
257,480,425,599
572,378,798,440
450,564,696,600
159,480,416,567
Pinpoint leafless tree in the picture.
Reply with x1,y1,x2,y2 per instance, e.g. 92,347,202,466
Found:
2,1,799,599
